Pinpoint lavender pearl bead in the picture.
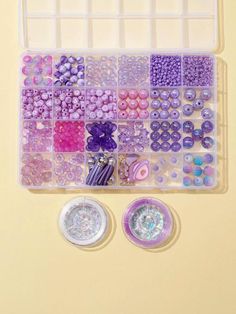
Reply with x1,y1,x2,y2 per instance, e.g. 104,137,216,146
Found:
201,120,214,133
151,121,161,131
171,121,181,131
192,129,204,141
161,142,171,152
151,89,159,99
201,108,213,119
170,110,180,119
161,121,170,131
151,142,161,152
201,137,214,149
160,110,169,119
171,99,181,108
150,110,160,119
183,137,194,149
193,99,204,110
183,121,194,133
160,90,170,100
200,89,212,101
151,100,161,109
183,104,194,116
170,89,180,99
184,89,196,101
171,142,181,152
161,100,170,110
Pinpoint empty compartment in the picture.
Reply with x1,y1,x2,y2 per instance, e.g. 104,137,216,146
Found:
60,19,87,48
123,19,150,49
91,0,118,14
187,0,215,14
184,18,215,50
59,0,87,14
155,0,182,14
91,19,119,48
26,18,55,49
155,19,182,49
122,0,150,14
26,0,55,14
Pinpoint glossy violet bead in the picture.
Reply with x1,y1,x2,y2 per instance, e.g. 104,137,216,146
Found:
183,137,194,149
201,137,214,149
201,121,214,133
183,104,194,116
183,121,194,133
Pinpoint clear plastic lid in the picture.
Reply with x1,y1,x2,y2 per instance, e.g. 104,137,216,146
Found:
19,0,218,51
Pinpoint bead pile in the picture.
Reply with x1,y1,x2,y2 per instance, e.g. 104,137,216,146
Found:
22,121,52,152
150,121,182,152
20,53,216,189
183,153,215,187
54,153,84,186
21,153,52,186
118,89,149,120
54,55,85,87
54,88,86,120
86,88,117,120
86,122,117,152
118,122,149,152
150,88,181,120
86,55,117,87
54,121,85,152
118,55,149,86
150,55,181,87
22,88,53,119
22,55,53,87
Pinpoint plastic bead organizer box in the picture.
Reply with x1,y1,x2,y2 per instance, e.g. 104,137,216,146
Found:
19,0,218,190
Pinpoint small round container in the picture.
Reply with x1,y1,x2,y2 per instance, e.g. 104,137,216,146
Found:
122,198,174,248
59,197,108,247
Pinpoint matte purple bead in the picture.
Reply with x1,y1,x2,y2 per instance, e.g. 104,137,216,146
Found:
201,121,214,133
201,137,214,149
183,121,194,133
183,104,194,116
183,137,194,149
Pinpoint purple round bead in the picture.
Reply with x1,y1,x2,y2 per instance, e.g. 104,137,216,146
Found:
201,120,214,133
171,99,181,108
183,137,194,149
200,89,212,101
184,89,196,101
201,137,214,149
171,121,181,131
161,100,170,110
160,90,170,100
183,104,194,116
150,110,160,119
170,110,180,119
150,131,161,141
159,110,169,119
151,100,161,109
161,131,171,142
151,142,161,152
150,121,161,131
150,89,159,99
170,89,180,99
161,142,171,152
201,108,214,119
183,121,194,133
203,153,214,163
160,121,170,131
171,131,181,142
171,142,181,152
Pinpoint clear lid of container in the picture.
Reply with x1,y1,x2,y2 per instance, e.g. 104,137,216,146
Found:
19,0,218,51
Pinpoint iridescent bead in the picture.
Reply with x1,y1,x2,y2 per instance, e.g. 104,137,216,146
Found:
201,137,214,149
193,99,204,110
183,104,194,116
193,166,202,176
183,176,192,186
203,153,214,163
139,100,149,109
183,121,194,133
138,110,149,119
203,166,214,176
193,156,203,166
201,121,214,133
171,121,181,131
201,108,214,119
160,90,170,100
192,129,204,141
193,177,203,186
183,137,194,149
151,100,161,109
150,121,161,131
184,89,196,101
203,176,214,186
200,89,212,101
183,164,192,173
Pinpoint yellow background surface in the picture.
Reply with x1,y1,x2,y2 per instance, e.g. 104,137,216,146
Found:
0,1,236,314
